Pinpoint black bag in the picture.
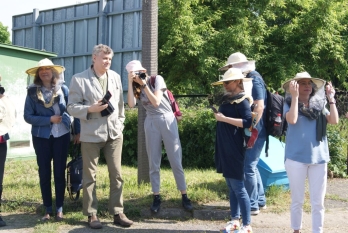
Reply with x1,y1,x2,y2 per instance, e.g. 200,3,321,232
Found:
66,144,83,201
246,71,288,156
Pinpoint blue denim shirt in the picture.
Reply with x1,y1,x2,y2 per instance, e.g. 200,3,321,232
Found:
24,84,80,139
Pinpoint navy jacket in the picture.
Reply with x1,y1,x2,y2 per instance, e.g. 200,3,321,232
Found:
24,84,80,139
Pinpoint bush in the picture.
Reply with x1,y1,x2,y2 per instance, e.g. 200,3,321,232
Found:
179,108,216,168
122,108,139,166
327,118,348,178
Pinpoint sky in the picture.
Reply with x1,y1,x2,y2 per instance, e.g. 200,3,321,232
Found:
0,0,95,40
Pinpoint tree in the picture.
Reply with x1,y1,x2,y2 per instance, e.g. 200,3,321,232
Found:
158,0,348,93
0,22,10,44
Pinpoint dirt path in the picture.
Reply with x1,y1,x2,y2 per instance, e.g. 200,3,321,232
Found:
1,178,348,233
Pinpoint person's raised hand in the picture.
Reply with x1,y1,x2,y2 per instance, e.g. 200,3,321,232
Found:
289,80,299,98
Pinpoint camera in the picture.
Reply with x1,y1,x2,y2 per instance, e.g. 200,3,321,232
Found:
101,91,115,117
135,72,147,80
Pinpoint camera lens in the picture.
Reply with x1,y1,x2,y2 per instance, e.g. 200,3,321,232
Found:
139,73,146,80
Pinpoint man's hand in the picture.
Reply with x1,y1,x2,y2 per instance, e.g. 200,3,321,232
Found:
88,100,108,113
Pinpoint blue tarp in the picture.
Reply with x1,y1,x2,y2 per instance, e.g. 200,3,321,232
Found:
257,136,289,189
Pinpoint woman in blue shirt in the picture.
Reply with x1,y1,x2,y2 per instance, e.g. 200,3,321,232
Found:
283,72,338,233
212,68,253,233
24,59,80,221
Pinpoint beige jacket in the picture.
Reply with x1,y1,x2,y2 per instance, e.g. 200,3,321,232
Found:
67,67,125,143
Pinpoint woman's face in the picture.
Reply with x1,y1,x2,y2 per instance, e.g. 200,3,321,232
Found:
38,67,53,83
297,78,313,96
223,79,239,93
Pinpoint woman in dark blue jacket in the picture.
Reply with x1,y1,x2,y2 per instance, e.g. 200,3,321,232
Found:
211,68,253,233
24,59,80,221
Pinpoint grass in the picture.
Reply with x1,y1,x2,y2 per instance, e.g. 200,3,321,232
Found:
2,159,295,222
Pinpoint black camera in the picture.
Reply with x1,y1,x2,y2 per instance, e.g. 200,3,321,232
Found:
101,91,115,117
135,72,147,80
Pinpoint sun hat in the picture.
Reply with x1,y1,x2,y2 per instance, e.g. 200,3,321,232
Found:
211,68,252,86
125,60,146,73
282,71,325,91
25,58,65,76
218,52,255,71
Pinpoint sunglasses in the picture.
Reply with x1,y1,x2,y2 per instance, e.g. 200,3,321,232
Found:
223,80,235,85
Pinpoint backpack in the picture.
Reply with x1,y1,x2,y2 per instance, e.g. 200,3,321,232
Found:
66,144,83,201
246,72,287,156
150,75,182,121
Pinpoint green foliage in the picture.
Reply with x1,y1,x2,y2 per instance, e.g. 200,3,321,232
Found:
327,120,348,178
122,108,139,166
158,0,348,94
179,108,217,168
0,22,11,44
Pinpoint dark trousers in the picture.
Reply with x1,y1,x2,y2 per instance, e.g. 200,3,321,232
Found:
0,142,7,209
32,133,70,213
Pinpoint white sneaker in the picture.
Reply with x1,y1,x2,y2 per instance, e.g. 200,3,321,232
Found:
259,205,267,210
250,209,260,215
220,220,240,232
239,225,253,233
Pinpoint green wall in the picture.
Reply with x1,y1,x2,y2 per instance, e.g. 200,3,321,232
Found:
0,43,56,160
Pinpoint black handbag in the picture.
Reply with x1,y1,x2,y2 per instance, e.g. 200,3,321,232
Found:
66,144,83,201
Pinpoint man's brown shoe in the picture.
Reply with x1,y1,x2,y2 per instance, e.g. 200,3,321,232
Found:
113,213,133,227
88,216,103,229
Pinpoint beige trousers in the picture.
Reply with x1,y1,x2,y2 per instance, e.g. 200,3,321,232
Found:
81,134,124,216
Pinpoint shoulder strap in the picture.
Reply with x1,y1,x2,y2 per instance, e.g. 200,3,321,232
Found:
150,75,171,105
150,75,156,88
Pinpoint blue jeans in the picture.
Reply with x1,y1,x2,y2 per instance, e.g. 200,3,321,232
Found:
225,178,251,226
244,134,266,211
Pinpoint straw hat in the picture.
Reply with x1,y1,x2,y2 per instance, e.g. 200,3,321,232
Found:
211,68,252,86
125,60,146,73
218,52,255,71
282,71,325,91
25,58,65,76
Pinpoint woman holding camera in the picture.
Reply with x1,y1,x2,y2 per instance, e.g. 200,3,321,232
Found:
126,60,192,213
212,68,253,233
24,59,80,221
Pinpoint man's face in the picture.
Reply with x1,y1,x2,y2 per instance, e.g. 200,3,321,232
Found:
93,52,113,72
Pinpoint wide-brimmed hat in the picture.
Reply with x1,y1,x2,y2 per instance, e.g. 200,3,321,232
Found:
218,52,255,71
211,68,252,86
282,71,325,91
125,60,146,73
25,58,65,76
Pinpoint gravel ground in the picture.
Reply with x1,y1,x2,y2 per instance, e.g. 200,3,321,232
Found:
1,178,348,233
